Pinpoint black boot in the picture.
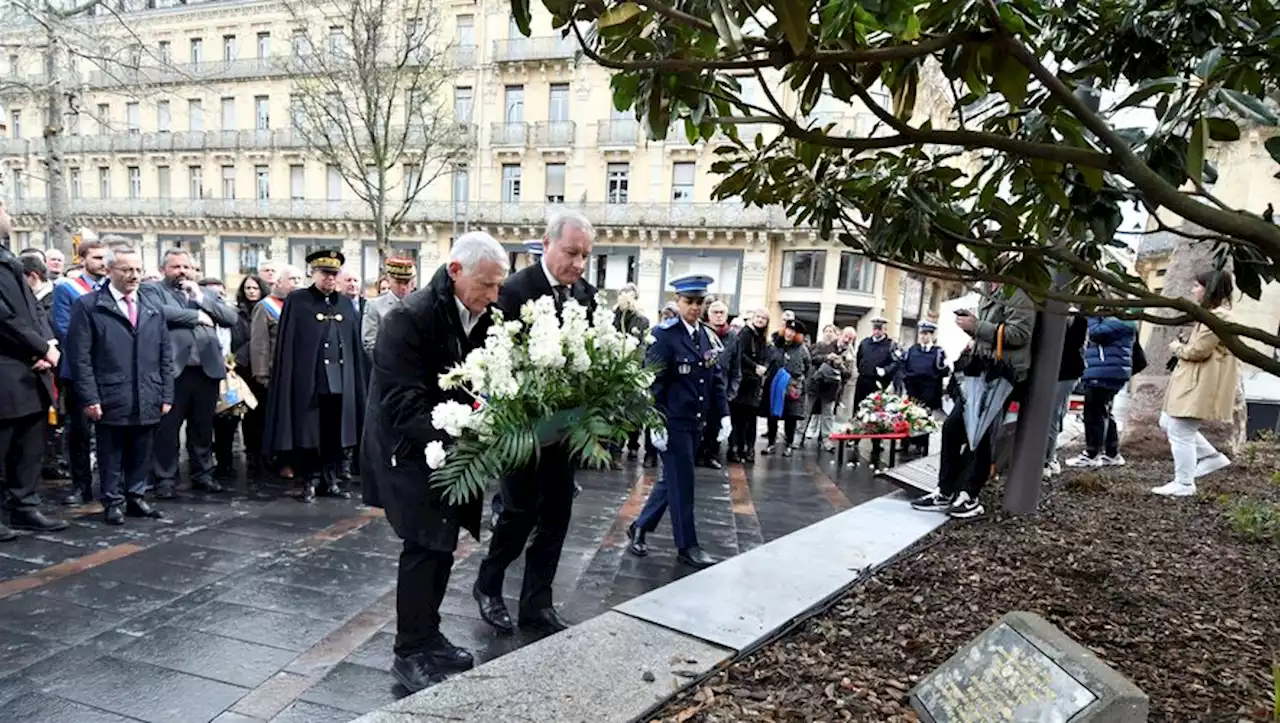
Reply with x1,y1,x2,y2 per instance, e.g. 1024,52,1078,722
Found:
8,509,68,532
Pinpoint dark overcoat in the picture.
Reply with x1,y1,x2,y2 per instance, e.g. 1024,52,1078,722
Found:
66,288,175,426
0,247,55,420
261,285,366,454
732,324,769,408
362,265,491,550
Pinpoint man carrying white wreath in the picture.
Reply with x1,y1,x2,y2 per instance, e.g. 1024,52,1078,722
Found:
360,232,508,693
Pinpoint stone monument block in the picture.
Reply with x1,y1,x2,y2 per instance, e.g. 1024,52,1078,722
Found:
910,610,1148,723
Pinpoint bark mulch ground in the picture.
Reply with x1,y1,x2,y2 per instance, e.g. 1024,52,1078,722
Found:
651,445,1280,723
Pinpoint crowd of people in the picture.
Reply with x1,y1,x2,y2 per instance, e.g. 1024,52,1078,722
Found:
0,202,1245,693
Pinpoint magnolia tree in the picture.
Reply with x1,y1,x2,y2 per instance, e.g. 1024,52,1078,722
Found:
517,0,1280,379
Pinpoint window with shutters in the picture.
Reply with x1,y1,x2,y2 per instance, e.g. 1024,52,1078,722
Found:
501,164,521,202
671,162,695,203
606,163,629,204
545,163,565,203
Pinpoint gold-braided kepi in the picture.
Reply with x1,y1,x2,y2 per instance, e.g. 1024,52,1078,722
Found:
306,249,345,273
385,256,416,281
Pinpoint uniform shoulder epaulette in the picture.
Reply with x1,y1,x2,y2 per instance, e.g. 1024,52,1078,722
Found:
657,317,680,330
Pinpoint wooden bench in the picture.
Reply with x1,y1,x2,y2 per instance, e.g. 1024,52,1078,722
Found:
828,432,912,469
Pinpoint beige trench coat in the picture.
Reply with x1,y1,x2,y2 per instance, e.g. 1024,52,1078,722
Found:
1163,308,1240,421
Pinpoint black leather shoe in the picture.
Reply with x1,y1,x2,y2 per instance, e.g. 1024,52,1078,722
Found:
677,546,718,569
318,483,351,499
519,607,570,634
299,481,316,503
191,480,224,493
60,489,89,506
626,523,648,557
642,455,658,469
392,653,449,693
627,449,639,460
704,458,723,470
423,633,475,673
104,505,125,526
0,524,17,542
8,509,68,532
126,499,163,519
154,484,178,500
472,586,514,634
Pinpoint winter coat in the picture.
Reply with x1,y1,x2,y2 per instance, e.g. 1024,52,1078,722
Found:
1164,308,1239,421
361,265,490,550
760,335,810,419
970,284,1036,382
1082,317,1136,391
855,335,899,379
733,324,770,408
1058,315,1088,381
66,288,175,426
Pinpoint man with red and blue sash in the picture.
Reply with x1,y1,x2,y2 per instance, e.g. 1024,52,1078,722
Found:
49,241,109,505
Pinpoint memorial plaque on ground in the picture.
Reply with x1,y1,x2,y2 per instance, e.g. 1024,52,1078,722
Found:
910,611,1148,723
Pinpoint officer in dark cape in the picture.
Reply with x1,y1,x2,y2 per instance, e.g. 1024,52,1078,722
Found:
261,249,366,502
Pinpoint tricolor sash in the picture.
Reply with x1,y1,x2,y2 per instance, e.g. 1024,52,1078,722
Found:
67,275,96,298
261,296,284,320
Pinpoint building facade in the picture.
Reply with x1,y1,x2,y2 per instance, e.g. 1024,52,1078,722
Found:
1,0,948,337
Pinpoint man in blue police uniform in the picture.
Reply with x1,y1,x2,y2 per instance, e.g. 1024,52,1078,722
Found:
900,320,948,455
627,274,730,569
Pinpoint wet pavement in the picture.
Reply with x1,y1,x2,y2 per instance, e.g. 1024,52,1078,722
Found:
0,446,893,723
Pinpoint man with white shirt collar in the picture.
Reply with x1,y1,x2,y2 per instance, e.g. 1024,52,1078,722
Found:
361,231,507,692
474,210,597,637
66,247,173,525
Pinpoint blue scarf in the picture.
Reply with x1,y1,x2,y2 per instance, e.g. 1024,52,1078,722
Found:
769,368,791,417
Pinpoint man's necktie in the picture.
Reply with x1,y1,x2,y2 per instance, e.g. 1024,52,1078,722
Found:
125,294,137,328
553,285,569,306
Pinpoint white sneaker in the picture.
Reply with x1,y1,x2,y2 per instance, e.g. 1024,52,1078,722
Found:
1064,453,1101,468
1194,454,1231,478
947,491,984,519
910,489,952,512
1044,459,1062,478
1098,454,1126,467
1151,480,1197,497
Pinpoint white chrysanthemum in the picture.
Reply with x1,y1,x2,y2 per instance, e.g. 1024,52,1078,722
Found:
439,366,466,391
430,400,475,438
425,441,447,470
527,296,566,369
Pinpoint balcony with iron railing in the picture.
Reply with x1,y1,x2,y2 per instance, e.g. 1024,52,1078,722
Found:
597,120,639,147
492,36,577,63
4,196,791,229
531,121,575,148
490,122,529,147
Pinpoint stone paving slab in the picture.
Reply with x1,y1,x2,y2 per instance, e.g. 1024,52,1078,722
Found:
616,491,948,651
351,612,733,723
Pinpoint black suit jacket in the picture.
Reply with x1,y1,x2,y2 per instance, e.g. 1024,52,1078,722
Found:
495,263,597,493
496,262,597,322
138,280,237,380
0,247,55,420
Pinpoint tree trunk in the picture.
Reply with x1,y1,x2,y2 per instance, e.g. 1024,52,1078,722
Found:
43,31,72,254
1122,235,1248,457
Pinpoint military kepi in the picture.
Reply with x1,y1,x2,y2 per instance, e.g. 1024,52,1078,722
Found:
385,256,415,281
670,274,714,298
919,320,937,332
523,239,544,257
870,315,888,328
306,249,345,274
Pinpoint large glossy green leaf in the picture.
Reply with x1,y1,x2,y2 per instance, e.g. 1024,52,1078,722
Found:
599,1,641,28
1205,117,1240,142
771,0,812,55
1113,78,1181,111
1218,89,1279,126
1187,117,1206,185
1265,136,1280,165
993,55,1030,108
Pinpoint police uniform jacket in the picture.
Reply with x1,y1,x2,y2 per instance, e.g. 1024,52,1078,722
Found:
647,317,729,433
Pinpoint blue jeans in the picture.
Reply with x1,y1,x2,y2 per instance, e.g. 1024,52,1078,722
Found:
1045,379,1078,464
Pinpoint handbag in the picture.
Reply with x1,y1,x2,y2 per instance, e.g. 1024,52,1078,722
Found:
216,369,259,416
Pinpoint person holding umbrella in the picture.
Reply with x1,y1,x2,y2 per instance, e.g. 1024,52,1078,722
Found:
911,282,1036,519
